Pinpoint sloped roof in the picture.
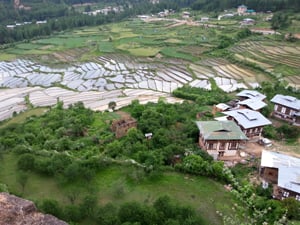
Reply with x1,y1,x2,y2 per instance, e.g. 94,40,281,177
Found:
236,90,266,101
239,98,267,110
223,109,272,129
261,150,300,168
270,94,300,111
278,167,300,194
216,103,230,111
261,150,300,194
195,120,248,140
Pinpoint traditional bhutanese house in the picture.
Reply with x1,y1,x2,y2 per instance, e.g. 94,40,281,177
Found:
111,116,137,138
238,98,267,111
270,94,300,126
237,5,247,15
236,90,267,111
260,150,300,201
223,109,272,138
236,90,266,101
195,121,248,160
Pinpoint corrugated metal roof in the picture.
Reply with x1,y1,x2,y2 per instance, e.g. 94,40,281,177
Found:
239,98,267,110
223,109,272,129
261,150,300,168
236,90,266,101
278,167,300,194
261,150,300,194
216,103,230,111
195,120,248,140
270,94,300,110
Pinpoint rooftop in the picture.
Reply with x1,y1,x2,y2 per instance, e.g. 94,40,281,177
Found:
238,98,267,110
270,94,300,111
261,150,300,194
195,120,248,140
223,109,272,129
261,150,300,168
236,90,266,101
216,103,230,111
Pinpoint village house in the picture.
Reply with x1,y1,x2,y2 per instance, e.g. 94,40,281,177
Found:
236,90,267,111
240,18,255,26
182,11,191,19
223,109,272,138
236,90,266,101
260,150,300,201
200,17,209,22
270,94,300,126
237,5,247,15
195,120,248,159
238,98,267,111
111,116,137,138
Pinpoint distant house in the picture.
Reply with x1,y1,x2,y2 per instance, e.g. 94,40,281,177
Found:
200,17,209,22
195,121,248,159
237,5,247,15
270,94,300,126
260,150,300,201
240,18,255,25
236,90,267,111
223,109,272,138
182,11,190,19
111,116,137,138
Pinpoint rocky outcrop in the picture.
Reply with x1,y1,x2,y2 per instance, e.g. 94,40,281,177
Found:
0,192,68,225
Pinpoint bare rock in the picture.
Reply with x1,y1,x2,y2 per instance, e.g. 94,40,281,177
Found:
0,192,68,225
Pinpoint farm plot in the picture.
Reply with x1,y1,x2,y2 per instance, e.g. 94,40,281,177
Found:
0,87,43,121
0,86,182,122
192,58,262,91
231,41,300,86
0,52,264,106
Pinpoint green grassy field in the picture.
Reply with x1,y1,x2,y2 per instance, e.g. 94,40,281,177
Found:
0,152,235,225
0,108,48,129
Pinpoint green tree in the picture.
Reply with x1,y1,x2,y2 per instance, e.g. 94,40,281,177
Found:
64,205,83,222
16,171,28,194
96,203,120,225
271,12,291,30
282,197,300,220
108,101,117,111
17,154,35,171
40,199,62,218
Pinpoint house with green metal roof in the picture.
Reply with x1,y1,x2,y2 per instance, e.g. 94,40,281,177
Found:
195,121,248,160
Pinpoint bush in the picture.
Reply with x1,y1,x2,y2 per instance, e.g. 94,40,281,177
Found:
39,199,62,218
17,153,35,171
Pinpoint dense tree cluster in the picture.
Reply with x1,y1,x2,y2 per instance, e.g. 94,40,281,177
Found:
38,195,205,224
172,85,231,105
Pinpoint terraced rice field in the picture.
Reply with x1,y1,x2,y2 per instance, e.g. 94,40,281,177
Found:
231,41,300,88
0,52,267,122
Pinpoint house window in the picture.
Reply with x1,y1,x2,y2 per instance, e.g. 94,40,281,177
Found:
277,105,282,113
296,195,300,201
208,143,214,149
283,191,289,198
281,107,286,114
213,143,217,150
274,104,278,111
230,142,238,149
220,142,226,150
